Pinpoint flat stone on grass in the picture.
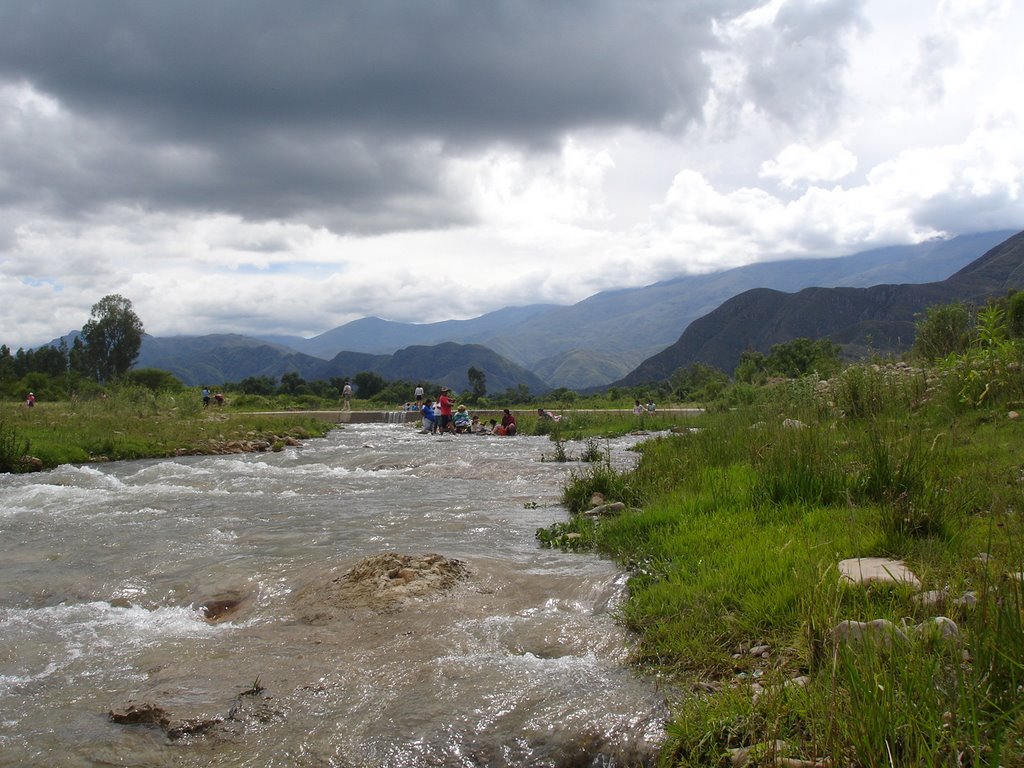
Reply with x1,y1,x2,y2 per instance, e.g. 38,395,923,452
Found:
838,557,921,590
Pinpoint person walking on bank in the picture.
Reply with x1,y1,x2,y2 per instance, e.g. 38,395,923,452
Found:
342,381,353,410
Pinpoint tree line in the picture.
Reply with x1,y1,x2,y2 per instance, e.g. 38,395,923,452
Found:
1,294,144,400
6,291,1024,406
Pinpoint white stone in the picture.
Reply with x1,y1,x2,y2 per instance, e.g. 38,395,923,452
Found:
828,619,909,648
838,557,922,589
915,616,960,642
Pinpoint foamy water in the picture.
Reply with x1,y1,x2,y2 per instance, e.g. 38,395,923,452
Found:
0,424,665,767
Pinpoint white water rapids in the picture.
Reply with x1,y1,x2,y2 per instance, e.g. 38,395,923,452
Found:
0,423,666,767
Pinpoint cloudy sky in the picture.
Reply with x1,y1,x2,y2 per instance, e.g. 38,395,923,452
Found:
2,0,1022,347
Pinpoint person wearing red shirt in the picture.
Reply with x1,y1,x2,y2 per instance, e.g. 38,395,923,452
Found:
438,388,454,433
501,408,517,435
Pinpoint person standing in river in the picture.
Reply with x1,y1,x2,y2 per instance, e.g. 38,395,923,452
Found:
437,388,454,433
419,399,435,433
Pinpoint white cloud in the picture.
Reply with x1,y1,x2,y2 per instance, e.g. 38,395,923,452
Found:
760,141,858,188
651,106,1024,266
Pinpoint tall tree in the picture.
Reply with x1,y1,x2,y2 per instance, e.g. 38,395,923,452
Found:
353,371,385,399
80,294,144,382
467,366,487,402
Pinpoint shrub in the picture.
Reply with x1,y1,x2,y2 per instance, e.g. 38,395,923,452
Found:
0,415,30,473
830,364,929,419
561,457,646,514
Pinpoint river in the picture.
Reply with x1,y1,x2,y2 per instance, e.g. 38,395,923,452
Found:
0,423,667,767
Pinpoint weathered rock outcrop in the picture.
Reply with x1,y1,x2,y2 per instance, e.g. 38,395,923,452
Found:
292,552,468,622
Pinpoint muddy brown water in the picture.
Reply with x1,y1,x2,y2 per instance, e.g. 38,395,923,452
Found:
0,424,667,767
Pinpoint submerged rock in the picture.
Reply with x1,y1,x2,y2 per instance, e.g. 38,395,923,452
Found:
109,690,279,741
109,702,172,728
197,591,250,623
108,702,225,740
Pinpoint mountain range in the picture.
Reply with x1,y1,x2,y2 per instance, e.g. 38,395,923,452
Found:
117,228,1022,392
618,229,1024,384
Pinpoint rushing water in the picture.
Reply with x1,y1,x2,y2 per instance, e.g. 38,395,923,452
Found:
0,424,667,767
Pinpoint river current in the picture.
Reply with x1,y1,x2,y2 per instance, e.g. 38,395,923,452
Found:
0,423,667,767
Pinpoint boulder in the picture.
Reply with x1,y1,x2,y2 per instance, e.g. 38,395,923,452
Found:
828,619,909,649
292,552,468,622
915,616,960,643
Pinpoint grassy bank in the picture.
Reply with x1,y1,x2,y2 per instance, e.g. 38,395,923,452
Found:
525,409,689,440
540,366,1024,766
0,386,335,471
0,389,693,473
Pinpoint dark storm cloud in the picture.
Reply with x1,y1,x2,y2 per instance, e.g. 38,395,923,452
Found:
0,0,758,232
743,0,868,132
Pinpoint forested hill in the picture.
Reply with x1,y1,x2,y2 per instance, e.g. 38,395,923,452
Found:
617,229,1024,384
135,335,547,394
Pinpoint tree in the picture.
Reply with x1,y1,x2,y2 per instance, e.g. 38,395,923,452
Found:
467,366,487,403
278,372,307,395
547,387,578,404
766,338,841,378
31,345,69,378
1007,291,1024,339
353,371,385,399
80,295,144,382
912,301,973,361
235,376,277,395
670,363,729,402
125,368,184,391
68,336,90,378
734,349,768,384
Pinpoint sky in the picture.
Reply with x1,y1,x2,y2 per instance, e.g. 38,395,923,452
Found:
2,0,1023,348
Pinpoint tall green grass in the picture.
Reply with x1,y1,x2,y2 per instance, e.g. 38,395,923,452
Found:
541,365,1024,764
0,413,30,472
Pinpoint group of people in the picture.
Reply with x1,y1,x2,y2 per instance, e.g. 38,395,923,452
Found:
201,387,225,407
337,381,568,436
633,399,656,414
417,387,519,436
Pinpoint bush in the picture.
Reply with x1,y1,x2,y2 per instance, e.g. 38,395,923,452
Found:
0,415,30,473
124,368,185,391
830,364,929,419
